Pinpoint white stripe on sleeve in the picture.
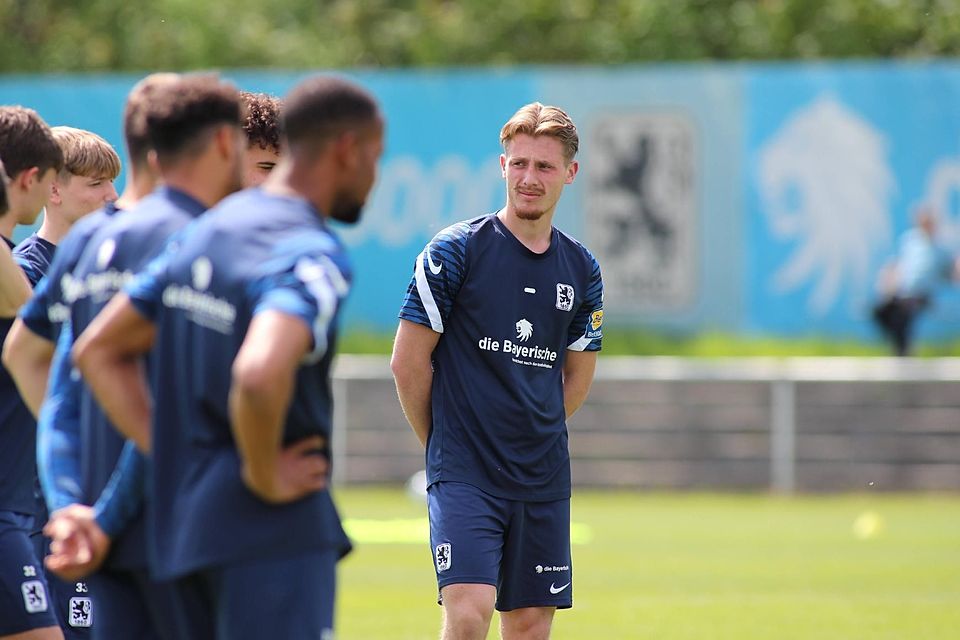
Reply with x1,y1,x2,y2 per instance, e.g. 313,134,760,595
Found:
414,248,444,333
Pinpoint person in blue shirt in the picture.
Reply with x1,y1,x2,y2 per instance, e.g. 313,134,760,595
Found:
4,124,119,639
239,91,282,188
391,102,603,640
72,75,384,640
10,73,244,640
0,106,65,640
4,74,175,417
14,127,120,288
872,207,960,356
2,74,175,640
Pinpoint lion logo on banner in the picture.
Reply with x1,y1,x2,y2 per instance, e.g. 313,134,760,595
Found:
758,95,895,315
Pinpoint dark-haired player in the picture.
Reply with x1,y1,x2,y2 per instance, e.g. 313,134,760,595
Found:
0,105,64,640
239,91,282,187
74,74,384,640
28,73,244,640
391,102,603,640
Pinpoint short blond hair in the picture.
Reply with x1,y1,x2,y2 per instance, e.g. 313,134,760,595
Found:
499,102,579,163
52,126,121,181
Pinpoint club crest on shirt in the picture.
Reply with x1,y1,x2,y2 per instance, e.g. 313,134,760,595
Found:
435,542,452,572
556,283,574,311
69,597,93,628
96,238,117,270
191,256,213,291
21,580,48,613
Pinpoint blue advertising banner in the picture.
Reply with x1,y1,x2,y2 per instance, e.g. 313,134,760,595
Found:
3,63,960,342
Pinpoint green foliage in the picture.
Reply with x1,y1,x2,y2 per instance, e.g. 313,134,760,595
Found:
336,487,960,639
0,0,956,72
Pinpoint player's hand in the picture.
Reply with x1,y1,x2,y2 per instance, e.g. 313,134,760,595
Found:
242,435,329,504
43,504,112,581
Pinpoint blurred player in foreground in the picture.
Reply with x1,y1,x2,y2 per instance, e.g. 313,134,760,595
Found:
3,73,175,640
20,73,243,640
392,103,603,640
8,124,119,638
0,106,64,640
73,75,384,640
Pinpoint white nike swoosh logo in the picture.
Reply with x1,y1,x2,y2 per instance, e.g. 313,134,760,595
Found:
549,582,571,595
426,248,443,275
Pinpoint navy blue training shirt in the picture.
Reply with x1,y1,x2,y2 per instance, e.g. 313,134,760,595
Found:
13,234,56,288
65,187,205,569
19,202,121,344
0,237,41,516
125,188,352,581
399,213,603,502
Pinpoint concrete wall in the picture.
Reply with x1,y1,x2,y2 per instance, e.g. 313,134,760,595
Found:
332,356,960,492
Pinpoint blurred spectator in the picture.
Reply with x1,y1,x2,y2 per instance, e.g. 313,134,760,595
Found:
872,207,960,356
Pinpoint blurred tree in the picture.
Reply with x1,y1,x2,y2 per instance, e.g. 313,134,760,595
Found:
0,0,951,72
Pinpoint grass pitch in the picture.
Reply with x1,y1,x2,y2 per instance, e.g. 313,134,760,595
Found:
334,488,959,639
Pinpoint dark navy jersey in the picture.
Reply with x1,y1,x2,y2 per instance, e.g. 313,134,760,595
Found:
125,188,352,581
13,234,56,287
66,187,204,569
19,202,121,344
0,237,41,515
399,213,603,502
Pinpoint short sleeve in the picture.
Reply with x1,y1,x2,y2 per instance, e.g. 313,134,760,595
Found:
250,252,351,364
567,254,603,352
19,277,58,341
398,222,470,333
125,246,173,321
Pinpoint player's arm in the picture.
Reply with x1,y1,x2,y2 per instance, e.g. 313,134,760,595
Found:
36,325,85,513
0,240,31,317
391,319,440,448
229,310,328,504
2,318,54,417
563,350,597,419
72,293,156,452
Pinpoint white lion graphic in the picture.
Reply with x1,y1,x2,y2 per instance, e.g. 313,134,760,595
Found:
516,318,533,342
758,95,895,315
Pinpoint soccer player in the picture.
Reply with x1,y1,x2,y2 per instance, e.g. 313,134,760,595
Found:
0,106,64,640
2,74,175,639
6,125,118,638
14,126,120,287
73,74,384,640
22,73,243,640
391,103,603,640
239,91,282,187
17,81,281,595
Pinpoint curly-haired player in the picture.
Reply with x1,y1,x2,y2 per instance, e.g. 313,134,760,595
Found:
239,91,282,187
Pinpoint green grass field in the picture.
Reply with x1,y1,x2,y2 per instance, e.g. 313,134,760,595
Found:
334,488,960,639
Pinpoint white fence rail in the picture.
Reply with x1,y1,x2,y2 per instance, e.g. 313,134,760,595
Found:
331,356,960,492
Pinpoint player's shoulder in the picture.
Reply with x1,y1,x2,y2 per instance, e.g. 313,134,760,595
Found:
555,228,601,270
429,213,491,248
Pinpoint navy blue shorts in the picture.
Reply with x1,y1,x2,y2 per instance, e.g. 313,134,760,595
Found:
89,568,184,640
32,534,94,637
175,549,339,640
0,510,60,635
427,481,572,612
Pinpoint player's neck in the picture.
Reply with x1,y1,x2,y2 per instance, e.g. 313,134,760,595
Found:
115,169,158,210
0,213,16,241
37,209,71,244
498,207,554,254
263,160,333,217
161,164,231,210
